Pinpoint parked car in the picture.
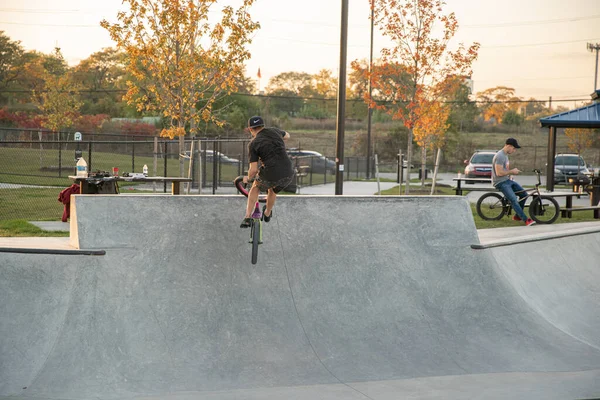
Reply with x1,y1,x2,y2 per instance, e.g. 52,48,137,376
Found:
286,149,336,174
184,150,240,164
553,153,593,185
464,150,496,182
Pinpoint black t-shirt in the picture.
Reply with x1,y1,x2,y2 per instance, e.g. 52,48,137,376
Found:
248,127,294,181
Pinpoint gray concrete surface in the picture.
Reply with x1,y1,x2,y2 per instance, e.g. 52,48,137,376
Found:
28,221,70,232
1,195,600,400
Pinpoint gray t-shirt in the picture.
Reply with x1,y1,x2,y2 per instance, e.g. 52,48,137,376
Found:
491,149,510,187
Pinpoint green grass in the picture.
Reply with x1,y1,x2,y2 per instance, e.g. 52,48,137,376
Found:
0,147,243,186
0,219,69,237
0,187,65,220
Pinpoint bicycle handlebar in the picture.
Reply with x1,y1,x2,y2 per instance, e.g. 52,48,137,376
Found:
233,176,266,203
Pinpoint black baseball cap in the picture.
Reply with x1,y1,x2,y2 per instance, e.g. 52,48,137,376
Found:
506,138,521,148
248,116,264,128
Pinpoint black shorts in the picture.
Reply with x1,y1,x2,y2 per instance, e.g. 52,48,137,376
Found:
255,174,295,194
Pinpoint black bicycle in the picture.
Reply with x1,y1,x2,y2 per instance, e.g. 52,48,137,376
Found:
234,176,266,264
476,169,560,224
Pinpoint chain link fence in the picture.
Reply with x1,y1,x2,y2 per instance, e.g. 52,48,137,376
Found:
0,128,367,221
2,127,599,221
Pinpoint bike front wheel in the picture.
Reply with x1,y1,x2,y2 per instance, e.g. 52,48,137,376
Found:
251,220,261,264
529,195,559,224
476,192,507,220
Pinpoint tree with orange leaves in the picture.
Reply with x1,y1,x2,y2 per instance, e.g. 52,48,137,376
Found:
565,127,593,155
356,0,479,194
413,100,449,188
101,0,259,176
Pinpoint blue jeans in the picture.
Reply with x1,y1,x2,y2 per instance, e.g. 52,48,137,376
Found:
495,180,528,221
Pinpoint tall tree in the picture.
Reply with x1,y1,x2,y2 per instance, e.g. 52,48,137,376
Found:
413,100,449,187
365,0,479,193
101,0,259,175
565,127,593,155
41,49,82,134
476,86,520,124
70,48,128,116
265,72,314,97
0,31,25,104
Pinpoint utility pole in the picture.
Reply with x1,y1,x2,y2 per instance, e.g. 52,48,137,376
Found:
587,42,600,91
366,0,375,180
335,0,349,195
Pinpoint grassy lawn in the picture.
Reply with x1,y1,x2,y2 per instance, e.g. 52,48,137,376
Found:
0,219,69,237
0,147,243,186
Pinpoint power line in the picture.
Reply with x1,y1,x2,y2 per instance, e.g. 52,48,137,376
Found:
463,14,600,28
0,88,590,104
481,38,600,49
0,8,81,14
0,20,100,28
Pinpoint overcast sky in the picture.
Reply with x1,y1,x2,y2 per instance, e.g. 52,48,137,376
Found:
1,0,599,106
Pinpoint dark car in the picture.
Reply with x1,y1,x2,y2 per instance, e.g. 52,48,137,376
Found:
553,154,593,185
184,150,240,164
464,150,496,182
286,149,336,174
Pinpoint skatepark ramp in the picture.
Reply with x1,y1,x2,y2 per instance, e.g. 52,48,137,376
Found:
1,195,599,399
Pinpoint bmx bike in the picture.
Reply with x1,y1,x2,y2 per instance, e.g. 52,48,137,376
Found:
234,176,265,264
475,169,560,224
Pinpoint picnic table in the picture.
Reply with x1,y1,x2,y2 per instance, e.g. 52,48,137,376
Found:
69,175,192,195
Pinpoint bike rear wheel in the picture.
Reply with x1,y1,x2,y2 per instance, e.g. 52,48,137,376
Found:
251,219,261,264
529,195,559,224
476,192,507,220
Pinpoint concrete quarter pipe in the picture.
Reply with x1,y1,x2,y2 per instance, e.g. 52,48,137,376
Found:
1,195,599,399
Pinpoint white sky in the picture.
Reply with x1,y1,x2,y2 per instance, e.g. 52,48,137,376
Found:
1,0,599,105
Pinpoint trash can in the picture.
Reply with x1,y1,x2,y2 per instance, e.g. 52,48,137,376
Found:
418,168,428,179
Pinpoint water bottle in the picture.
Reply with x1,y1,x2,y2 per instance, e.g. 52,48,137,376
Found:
76,157,88,178
143,164,148,176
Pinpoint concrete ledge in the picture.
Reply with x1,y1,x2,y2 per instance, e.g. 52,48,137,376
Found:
473,221,600,249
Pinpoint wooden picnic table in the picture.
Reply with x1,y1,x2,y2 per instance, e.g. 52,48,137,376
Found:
69,176,192,195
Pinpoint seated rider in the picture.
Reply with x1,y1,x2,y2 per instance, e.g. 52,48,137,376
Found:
240,116,295,228
492,137,536,226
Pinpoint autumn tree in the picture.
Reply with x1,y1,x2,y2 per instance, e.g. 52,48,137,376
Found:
565,127,593,156
101,0,259,175
0,31,25,105
413,100,449,187
23,48,82,136
70,48,128,116
362,0,479,193
476,86,521,124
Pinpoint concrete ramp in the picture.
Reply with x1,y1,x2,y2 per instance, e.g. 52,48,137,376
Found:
1,195,600,399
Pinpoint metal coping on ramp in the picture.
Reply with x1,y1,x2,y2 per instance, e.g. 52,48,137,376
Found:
472,225,600,249
0,247,105,256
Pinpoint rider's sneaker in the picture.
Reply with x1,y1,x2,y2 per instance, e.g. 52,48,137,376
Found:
512,215,522,221
240,217,252,228
262,205,271,223
525,218,536,226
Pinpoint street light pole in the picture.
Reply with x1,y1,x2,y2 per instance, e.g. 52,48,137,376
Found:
587,42,600,91
335,0,349,195
366,0,375,180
